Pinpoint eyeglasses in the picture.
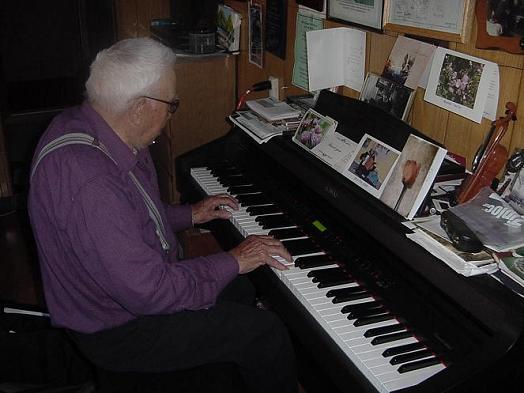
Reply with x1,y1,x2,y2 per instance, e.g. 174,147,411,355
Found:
142,96,180,114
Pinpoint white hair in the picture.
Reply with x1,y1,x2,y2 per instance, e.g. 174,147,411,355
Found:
85,37,176,113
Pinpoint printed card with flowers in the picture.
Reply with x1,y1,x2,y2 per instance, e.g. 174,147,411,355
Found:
293,108,339,160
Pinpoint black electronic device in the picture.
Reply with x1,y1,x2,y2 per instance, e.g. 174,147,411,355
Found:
440,209,483,253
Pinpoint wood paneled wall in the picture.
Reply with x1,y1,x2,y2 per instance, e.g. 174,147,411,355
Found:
225,0,524,170
114,0,524,170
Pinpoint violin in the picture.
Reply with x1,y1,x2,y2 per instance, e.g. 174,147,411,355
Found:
456,102,517,204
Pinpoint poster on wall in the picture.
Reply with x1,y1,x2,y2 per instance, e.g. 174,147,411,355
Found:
249,2,264,68
265,0,287,59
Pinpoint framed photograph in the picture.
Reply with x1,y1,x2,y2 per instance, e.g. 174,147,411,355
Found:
359,73,415,121
475,0,524,54
424,47,494,123
343,134,400,198
383,0,472,43
327,0,384,30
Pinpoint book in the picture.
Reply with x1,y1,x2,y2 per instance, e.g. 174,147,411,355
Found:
447,187,524,253
380,134,447,219
246,97,302,122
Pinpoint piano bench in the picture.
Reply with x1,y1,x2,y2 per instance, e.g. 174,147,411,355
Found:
95,363,245,393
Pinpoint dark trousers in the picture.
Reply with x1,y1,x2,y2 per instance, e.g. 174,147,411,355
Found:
69,277,298,393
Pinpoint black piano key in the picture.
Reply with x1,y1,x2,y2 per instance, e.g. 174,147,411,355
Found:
236,193,273,206
326,286,366,298
371,331,413,345
256,214,293,228
227,185,260,195
311,271,347,282
209,166,239,176
247,205,282,215
281,238,322,256
269,228,304,240
353,313,393,326
397,357,442,373
318,276,355,289
307,266,344,277
390,349,434,365
341,301,382,315
333,291,370,303
219,176,252,187
382,342,427,357
295,255,334,269
364,323,404,338
346,306,387,320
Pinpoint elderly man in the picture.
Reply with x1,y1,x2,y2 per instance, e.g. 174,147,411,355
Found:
28,38,297,393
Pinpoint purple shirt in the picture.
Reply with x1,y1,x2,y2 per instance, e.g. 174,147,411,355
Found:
28,102,238,333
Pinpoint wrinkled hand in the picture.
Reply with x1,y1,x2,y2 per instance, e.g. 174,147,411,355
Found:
191,194,239,225
229,235,293,274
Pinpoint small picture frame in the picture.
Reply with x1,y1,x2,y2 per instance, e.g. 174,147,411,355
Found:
383,0,473,43
475,0,524,54
327,0,384,30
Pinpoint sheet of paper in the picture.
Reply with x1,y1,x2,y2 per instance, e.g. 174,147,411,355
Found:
307,27,366,92
483,63,500,121
424,47,493,124
292,12,324,91
298,0,326,18
313,132,357,169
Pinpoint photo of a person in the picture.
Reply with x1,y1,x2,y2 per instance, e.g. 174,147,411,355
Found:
486,0,524,37
345,135,400,197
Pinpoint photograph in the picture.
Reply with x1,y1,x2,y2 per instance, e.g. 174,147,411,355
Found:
435,53,484,109
476,0,524,53
381,36,436,89
359,73,415,121
293,109,336,150
343,134,400,198
380,134,447,219
328,0,384,30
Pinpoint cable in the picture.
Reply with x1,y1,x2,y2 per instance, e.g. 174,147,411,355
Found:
235,80,272,110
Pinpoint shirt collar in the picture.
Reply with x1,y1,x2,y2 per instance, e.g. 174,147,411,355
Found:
80,102,139,172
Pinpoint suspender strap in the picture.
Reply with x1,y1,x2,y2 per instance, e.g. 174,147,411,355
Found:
31,132,171,252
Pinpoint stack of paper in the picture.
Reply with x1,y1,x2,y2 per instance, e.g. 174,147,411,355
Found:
404,216,498,277
230,110,297,144
246,98,301,121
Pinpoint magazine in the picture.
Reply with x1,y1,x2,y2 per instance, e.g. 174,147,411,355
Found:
498,255,524,287
380,134,447,219
230,111,297,144
447,187,524,252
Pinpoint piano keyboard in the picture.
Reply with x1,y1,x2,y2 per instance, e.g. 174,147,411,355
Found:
190,166,446,393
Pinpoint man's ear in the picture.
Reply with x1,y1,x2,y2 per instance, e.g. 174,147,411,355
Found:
129,97,146,127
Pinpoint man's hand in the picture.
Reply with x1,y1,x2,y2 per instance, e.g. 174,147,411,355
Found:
229,235,293,274
191,194,239,225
